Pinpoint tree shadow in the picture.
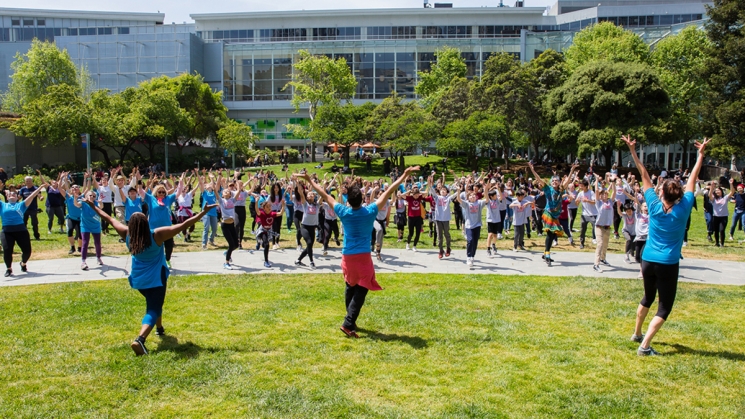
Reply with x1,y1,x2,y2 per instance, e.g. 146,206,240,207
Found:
657,343,745,361
155,335,215,359
357,328,428,349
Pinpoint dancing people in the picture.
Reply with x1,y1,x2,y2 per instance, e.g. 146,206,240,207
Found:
0,179,47,276
622,134,709,356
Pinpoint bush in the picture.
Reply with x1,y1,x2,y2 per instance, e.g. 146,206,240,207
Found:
331,152,341,161
286,148,300,163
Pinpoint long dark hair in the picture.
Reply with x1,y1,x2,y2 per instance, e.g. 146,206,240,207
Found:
270,182,282,203
128,213,152,256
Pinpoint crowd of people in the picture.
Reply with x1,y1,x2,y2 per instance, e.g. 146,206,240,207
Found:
0,135,730,356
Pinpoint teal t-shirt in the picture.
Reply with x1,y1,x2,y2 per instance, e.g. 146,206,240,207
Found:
334,203,378,255
642,188,694,265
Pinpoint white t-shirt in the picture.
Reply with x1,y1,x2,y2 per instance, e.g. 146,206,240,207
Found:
112,183,131,207
578,190,598,216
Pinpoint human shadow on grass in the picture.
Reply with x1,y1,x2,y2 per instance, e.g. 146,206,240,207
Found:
657,343,745,361
155,335,218,359
357,328,428,349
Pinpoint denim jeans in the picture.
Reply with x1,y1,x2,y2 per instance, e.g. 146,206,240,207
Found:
729,211,745,236
285,205,294,229
202,214,218,245
704,211,712,234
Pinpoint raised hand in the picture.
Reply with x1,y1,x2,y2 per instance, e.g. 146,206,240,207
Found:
694,137,711,155
621,135,636,150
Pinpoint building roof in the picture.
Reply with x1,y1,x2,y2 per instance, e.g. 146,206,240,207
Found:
191,7,548,21
0,7,165,23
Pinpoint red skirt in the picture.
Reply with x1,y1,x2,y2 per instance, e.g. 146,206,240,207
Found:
341,253,382,291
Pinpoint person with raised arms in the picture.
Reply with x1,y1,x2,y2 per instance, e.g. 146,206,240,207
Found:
296,166,419,338
84,196,216,356
622,134,709,356
0,179,47,277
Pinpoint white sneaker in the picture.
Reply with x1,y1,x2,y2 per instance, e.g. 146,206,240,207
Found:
553,240,558,246
624,254,631,264
592,239,597,245
683,241,688,247
406,243,410,250
412,246,417,252
297,245,302,252
497,233,503,240
729,236,734,241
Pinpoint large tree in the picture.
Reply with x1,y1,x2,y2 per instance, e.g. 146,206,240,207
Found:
313,101,377,167
652,26,712,169
437,111,509,170
563,22,650,72
704,0,745,158
217,120,256,159
548,61,671,166
285,50,357,162
415,46,467,110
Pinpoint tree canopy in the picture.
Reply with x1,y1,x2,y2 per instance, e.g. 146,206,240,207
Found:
415,46,467,109
563,22,650,72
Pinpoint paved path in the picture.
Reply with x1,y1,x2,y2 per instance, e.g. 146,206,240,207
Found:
0,245,741,287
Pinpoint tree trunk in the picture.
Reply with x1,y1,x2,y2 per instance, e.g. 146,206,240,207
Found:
681,140,690,170
602,148,613,170
343,147,350,167
91,144,112,168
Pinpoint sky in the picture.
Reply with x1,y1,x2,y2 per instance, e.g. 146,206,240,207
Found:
18,0,556,25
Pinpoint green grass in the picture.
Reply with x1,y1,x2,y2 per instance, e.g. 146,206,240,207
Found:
2,273,745,418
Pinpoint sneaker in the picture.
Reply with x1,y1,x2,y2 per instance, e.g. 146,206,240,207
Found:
335,239,340,246
637,346,660,356
209,241,216,247
264,261,272,268
492,244,498,253
397,239,402,243
202,245,207,250
297,245,303,252
707,234,713,242
579,244,585,250
340,326,359,338
406,243,410,250
438,250,443,259
4,269,11,277
131,338,149,356
553,240,558,246
592,239,597,245
446,248,451,257
519,246,526,251
513,247,517,251
593,265,602,272
98,258,104,266
68,248,75,255
600,259,610,266
683,241,688,247
614,233,620,240
310,262,316,270
295,260,306,267
487,248,492,257
467,258,474,269
223,263,232,270
166,260,171,268
48,229,52,235
569,237,574,246
624,255,631,264
155,327,165,336
81,262,88,271
412,246,418,252
273,244,280,250
630,334,645,343
256,242,261,251
497,233,503,240
323,250,328,256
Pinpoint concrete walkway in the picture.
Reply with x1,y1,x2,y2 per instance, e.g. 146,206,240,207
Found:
1,245,741,287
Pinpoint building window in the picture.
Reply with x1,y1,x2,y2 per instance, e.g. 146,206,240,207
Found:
367,26,415,39
118,27,130,35
36,19,45,26
258,28,306,42
98,27,113,35
23,19,34,26
11,19,20,26
424,26,471,38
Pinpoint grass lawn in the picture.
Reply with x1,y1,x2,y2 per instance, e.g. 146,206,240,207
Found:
1,273,745,418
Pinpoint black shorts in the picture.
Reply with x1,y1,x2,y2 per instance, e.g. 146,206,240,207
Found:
487,222,499,235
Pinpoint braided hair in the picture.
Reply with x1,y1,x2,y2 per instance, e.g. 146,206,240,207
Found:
127,213,152,256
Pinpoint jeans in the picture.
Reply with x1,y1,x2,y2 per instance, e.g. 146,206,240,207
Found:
202,215,218,245
704,211,712,234
466,226,481,258
580,214,597,245
729,211,745,236
343,283,369,330
285,205,294,229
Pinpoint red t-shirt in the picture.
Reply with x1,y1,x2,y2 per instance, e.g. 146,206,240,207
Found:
405,195,424,217
257,210,278,228
559,199,570,220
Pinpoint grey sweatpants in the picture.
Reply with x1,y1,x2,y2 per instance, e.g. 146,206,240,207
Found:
435,220,451,251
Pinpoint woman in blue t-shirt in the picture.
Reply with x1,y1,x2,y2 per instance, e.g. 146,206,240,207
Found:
622,135,709,356
0,181,46,277
82,196,216,356
144,181,180,267
74,191,104,270
60,182,83,255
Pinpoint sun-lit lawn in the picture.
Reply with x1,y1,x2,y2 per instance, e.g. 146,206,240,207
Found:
1,273,744,418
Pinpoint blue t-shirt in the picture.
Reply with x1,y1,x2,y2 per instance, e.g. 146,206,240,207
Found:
65,195,82,220
127,230,169,290
642,188,695,264
335,203,378,255
81,204,102,233
0,201,27,227
201,190,217,217
145,193,176,228
125,197,143,222
18,186,38,211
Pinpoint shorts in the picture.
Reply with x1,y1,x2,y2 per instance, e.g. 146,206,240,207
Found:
487,222,499,235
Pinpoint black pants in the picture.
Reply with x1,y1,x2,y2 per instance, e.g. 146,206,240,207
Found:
613,209,622,235
684,214,692,242
634,241,646,263
343,283,369,330
560,218,572,238
164,238,174,262
580,215,597,245
271,215,283,244
625,234,636,255
294,210,304,246
466,226,481,257
640,260,680,321
221,222,239,262
299,224,316,262
324,219,339,249
454,207,463,230
497,210,507,234
568,208,578,231
235,206,247,246
101,202,113,233
711,215,728,245
23,211,40,239
513,224,525,248
67,218,81,240
407,216,423,246
1,229,31,269
544,230,557,253
249,206,258,232
47,206,65,230
258,230,270,262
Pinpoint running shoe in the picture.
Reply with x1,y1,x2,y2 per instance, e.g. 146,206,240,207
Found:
438,250,443,259
264,261,271,268
592,239,597,245
202,245,207,250
81,262,89,271
600,259,610,266
497,233,503,240
730,236,734,241
223,263,232,270
295,260,306,267
624,255,631,264
468,258,474,270
630,334,645,343
131,337,149,356
637,346,659,356
68,248,75,255
519,246,526,251
20,263,27,272
614,233,620,240
593,265,602,272
309,262,316,269
568,237,574,246
412,246,418,252
683,241,688,247
323,250,328,256
579,244,584,250
487,248,492,257
256,242,261,251
406,243,410,250
4,269,11,277
209,241,216,246
553,240,558,246
492,244,498,253
297,245,303,252
340,326,359,338
156,326,165,336
446,248,451,257
98,258,104,266
48,229,52,235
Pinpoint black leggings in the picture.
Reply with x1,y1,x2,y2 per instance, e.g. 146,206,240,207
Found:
497,210,507,234
249,206,258,232
568,208,578,231
101,202,113,232
711,215,728,245
544,230,557,253
613,209,622,235
1,229,32,269
235,206,247,246
294,210,304,246
258,230,270,262
454,207,463,230
271,215,283,244
299,224,316,262
640,260,680,321
164,238,174,262
407,216,423,246
221,222,239,262
324,219,339,249
625,234,636,255
634,240,646,263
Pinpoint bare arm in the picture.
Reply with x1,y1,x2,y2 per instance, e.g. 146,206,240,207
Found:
84,198,128,239
377,166,419,210
297,174,335,208
686,138,711,194
621,135,654,192
527,162,545,187
24,183,48,207
154,204,218,245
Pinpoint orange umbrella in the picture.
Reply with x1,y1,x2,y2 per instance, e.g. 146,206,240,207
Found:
361,142,378,149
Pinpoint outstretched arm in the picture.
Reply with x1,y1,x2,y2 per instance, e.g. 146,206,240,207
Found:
377,166,419,210
621,135,654,192
24,183,48,207
84,197,128,239
527,162,545,187
297,173,335,208
154,204,218,245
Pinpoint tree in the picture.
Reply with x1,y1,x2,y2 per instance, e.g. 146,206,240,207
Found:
563,22,650,72
314,101,376,167
11,84,89,146
415,46,467,109
704,0,745,158
285,50,357,162
437,111,509,170
217,120,256,157
431,77,473,125
548,61,671,166
652,26,713,169
1,39,83,112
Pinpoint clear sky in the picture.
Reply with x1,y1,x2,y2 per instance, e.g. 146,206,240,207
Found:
18,0,556,25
